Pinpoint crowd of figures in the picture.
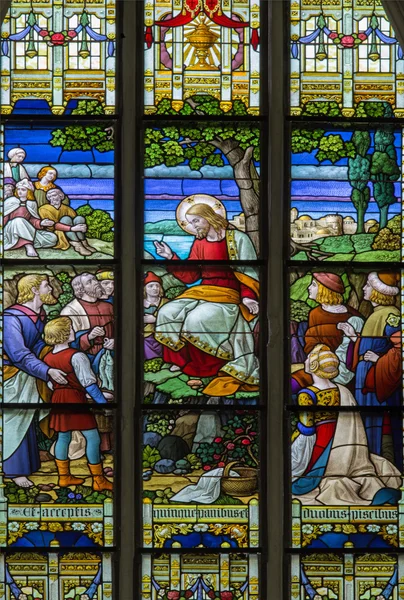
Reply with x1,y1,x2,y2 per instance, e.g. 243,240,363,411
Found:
3,270,115,491
4,148,97,257
290,271,403,506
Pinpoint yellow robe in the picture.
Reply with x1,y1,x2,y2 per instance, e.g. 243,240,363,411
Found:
362,305,400,337
38,204,77,250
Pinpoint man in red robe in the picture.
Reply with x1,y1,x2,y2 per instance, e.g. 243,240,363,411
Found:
61,273,114,357
60,273,114,450
154,202,259,396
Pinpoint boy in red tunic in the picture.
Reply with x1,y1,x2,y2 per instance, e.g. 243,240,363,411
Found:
43,316,113,491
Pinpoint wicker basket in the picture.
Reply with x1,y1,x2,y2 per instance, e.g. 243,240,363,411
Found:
221,461,258,497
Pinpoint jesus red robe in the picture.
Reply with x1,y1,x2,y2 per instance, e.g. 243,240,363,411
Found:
165,237,257,376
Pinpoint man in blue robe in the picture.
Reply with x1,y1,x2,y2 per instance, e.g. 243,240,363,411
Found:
3,273,67,487
338,272,402,467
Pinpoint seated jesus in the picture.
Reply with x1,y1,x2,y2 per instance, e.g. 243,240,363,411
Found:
39,188,96,256
153,202,259,397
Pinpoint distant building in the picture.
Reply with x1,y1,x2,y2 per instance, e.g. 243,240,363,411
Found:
365,219,379,233
290,210,343,242
343,216,357,235
229,213,246,231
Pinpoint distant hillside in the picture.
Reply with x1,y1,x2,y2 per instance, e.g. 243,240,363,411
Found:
144,220,187,235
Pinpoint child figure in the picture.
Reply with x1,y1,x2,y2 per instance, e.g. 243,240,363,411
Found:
43,316,112,491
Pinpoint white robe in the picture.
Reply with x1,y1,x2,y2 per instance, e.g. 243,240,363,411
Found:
155,230,259,387
4,162,29,184
60,298,91,332
291,384,402,505
3,197,57,251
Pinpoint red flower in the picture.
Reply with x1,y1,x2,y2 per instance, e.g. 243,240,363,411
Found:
250,431,257,436
39,30,49,37
220,592,234,600
203,465,211,471
208,592,216,599
167,592,180,600
67,29,77,38
214,437,222,443
358,32,367,41
241,439,251,445
51,32,65,45
235,428,244,434
185,592,193,599
328,32,338,40
213,454,221,460
218,461,225,468
226,443,235,450
340,35,355,48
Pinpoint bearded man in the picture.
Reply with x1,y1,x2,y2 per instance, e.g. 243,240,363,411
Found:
153,202,259,396
3,274,67,487
61,273,114,369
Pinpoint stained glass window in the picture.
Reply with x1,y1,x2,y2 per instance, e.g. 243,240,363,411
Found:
290,0,403,117
140,0,263,593
289,2,404,597
144,0,260,115
0,0,117,595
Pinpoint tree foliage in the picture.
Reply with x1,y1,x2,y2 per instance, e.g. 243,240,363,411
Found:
145,97,261,249
291,130,354,163
145,122,260,170
76,205,114,241
370,128,400,228
50,100,114,153
301,101,342,117
371,226,400,251
348,132,371,233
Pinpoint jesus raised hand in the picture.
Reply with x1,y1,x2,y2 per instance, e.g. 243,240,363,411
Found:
154,240,173,260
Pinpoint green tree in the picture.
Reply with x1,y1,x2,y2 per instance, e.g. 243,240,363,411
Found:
354,101,393,119
347,131,371,233
370,128,400,228
145,96,260,250
76,205,114,241
301,101,342,118
50,100,114,156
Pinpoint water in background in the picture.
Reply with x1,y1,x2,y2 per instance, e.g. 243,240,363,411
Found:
144,234,194,259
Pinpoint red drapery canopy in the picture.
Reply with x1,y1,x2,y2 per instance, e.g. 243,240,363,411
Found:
145,0,259,50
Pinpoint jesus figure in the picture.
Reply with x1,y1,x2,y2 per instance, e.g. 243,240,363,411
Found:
153,201,259,397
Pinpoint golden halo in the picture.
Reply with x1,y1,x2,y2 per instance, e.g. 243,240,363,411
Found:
176,194,226,235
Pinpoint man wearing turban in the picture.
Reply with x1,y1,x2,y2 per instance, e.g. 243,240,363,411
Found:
339,272,402,467
4,179,58,258
3,148,30,199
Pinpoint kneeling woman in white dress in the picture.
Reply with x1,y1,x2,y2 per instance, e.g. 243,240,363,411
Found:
4,178,57,257
291,344,401,506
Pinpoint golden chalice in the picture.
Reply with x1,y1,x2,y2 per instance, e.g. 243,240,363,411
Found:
186,15,219,70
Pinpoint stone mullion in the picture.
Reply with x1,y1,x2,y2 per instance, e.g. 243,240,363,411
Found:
342,0,354,117
51,0,64,113
105,0,116,114
0,11,11,114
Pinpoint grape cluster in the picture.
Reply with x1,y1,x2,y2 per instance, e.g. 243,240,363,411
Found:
146,413,175,436
144,358,163,373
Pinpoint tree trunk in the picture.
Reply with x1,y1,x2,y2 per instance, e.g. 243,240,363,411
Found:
356,200,365,234
380,204,389,229
210,138,260,252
